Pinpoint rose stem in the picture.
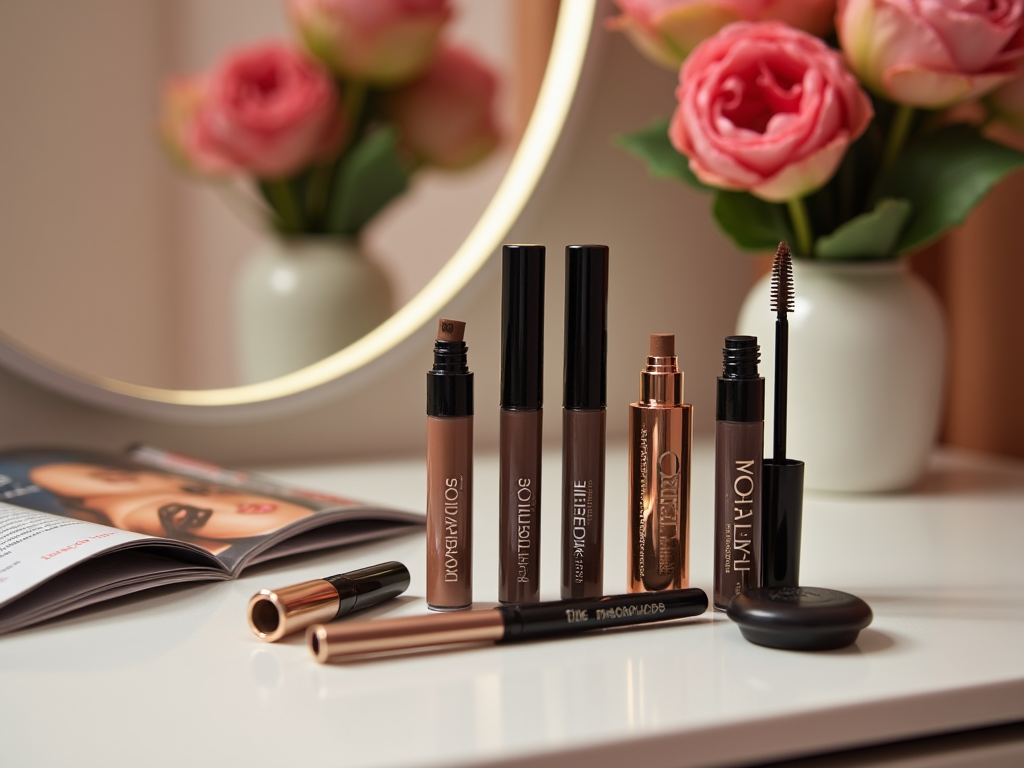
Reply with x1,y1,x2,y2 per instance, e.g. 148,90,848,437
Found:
261,179,305,233
881,104,916,171
786,197,814,258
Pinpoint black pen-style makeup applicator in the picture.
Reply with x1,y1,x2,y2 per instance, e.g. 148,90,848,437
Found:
762,242,805,588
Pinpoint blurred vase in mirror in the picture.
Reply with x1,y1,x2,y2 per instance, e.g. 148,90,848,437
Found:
235,238,392,384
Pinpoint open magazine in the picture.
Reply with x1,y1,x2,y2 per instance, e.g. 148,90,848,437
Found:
0,445,424,635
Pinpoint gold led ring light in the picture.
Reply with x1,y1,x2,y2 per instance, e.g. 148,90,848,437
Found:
0,0,597,416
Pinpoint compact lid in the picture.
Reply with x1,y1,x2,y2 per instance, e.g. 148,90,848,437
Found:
727,586,872,651
501,244,545,409
563,244,609,410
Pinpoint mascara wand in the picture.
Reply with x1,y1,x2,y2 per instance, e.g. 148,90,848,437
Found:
771,242,794,462
762,241,804,589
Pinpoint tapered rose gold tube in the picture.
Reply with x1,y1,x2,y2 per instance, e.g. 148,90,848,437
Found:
426,319,474,611
309,609,504,662
628,334,692,593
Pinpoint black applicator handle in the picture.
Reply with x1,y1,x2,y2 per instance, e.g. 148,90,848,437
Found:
763,242,803,589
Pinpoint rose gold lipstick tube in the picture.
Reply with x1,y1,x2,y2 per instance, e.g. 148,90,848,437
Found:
628,334,692,592
427,319,473,611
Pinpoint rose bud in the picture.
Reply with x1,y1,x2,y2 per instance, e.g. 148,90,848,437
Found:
669,21,873,202
838,0,1024,109
608,0,838,70
288,0,452,85
385,45,500,170
159,75,235,176
190,42,345,179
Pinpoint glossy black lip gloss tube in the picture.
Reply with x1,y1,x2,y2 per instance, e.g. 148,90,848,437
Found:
714,336,765,611
499,244,545,605
561,244,609,599
308,587,708,662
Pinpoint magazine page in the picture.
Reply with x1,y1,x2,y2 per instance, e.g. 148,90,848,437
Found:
1,448,423,576
0,504,224,635
0,501,154,609
128,445,425,573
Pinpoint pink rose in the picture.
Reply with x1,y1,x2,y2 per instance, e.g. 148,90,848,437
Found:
288,0,451,85
188,43,345,179
385,46,500,170
608,0,838,69
837,0,1024,109
669,22,873,201
159,76,234,176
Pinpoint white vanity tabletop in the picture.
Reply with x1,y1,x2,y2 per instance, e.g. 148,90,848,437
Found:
2,442,1023,768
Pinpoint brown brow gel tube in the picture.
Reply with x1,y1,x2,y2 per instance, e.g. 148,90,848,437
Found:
713,336,765,611
628,334,693,593
308,587,708,662
499,245,545,604
427,318,474,611
561,244,609,599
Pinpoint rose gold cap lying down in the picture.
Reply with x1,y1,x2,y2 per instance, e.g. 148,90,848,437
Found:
249,580,340,643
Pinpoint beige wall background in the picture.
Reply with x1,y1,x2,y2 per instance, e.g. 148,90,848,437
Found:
0,4,756,466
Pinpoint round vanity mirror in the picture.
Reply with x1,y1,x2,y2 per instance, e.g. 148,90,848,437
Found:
0,0,596,420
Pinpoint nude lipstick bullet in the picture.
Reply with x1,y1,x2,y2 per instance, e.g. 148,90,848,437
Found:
427,318,473,611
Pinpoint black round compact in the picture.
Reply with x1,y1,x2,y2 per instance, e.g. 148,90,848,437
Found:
727,586,873,651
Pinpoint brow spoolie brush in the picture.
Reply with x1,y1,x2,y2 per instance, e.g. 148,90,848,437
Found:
762,242,805,588
771,242,793,463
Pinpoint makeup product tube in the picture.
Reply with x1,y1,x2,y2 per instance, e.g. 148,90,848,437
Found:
628,334,692,593
561,244,609,599
427,319,474,611
247,561,410,642
499,244,545,604
308,587,708,662
714,336,765,611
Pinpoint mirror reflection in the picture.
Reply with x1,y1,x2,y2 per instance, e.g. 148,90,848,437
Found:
0,0,556,390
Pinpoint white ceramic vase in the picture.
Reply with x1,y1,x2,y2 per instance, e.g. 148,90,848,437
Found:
736,259,946,493
235,237,392,385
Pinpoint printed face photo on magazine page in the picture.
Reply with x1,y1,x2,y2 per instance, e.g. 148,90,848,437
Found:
28,462,317,554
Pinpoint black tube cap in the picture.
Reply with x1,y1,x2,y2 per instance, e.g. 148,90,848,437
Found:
563,244,609,410
727,586,873,651
762,459,804,587
501,245,545,410
325,561,411,618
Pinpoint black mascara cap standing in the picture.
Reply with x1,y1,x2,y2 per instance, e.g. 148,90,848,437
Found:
762,459,804,587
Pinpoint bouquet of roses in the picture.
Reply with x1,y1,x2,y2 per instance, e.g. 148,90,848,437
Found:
614,0,1024,259
160,0,499,237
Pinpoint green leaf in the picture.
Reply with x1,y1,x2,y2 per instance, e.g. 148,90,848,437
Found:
325,126,410,236
874,125,1024,253
815,198,912,259
712,191,794,251
616,118,712,192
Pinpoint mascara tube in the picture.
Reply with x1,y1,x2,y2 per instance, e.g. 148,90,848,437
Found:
561,244,609,599
427,318,474,611
499,245,545,604
628,334,692,592
713,336,764,611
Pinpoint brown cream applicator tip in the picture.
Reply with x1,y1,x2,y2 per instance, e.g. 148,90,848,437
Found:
437,318,466,343
649,333,675,357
